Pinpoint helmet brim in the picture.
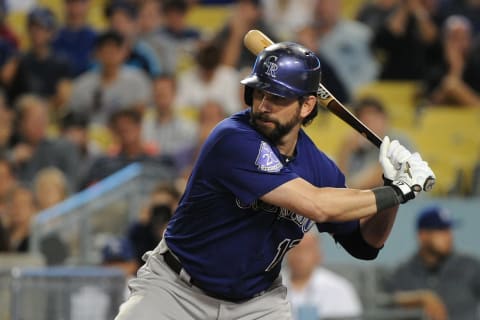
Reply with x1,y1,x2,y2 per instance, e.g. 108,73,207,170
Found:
240,74,301,98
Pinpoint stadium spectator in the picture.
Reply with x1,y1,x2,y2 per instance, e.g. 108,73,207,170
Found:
60,111,101,185
33,167,69,211
214,0,277,72
128,183,179,267
4,185,37,252
197,100,227,148
443,0,480,34
0,2,18,90
81,108,174,189
372,0,440,80
0,155,16,223
142,75,198,173
137,0,163,39
383,205,480,320
0,38,17,91
152,0,202,74
425,15,480,107
7,7,72,105
0,93,14,152
284,231,362,320
9,95,80,190
101,236,138,278
336,97,414,189
0,1,19,50
307,0,379,97
52,0,97,77
0,217,7,251
356,0,399,32
68,30,152,125
105,0,163,78
295,25,350,103
174,41,242,115
260,0,315,41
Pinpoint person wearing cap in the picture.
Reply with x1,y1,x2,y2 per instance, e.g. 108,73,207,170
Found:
7,7,72,105
383,205,480,320
104,0,163,78
52,0,97,77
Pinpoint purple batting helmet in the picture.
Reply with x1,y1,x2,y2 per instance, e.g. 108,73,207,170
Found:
241,42,321,106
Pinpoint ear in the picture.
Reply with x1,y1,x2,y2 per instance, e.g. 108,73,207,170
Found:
300,95,317,118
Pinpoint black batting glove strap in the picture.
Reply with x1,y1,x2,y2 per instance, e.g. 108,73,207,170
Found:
390,181,415,204
382,174,393,186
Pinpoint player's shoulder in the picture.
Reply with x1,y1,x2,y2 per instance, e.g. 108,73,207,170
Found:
211,109,258,139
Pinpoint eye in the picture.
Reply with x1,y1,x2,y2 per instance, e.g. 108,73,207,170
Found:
252,89,265,100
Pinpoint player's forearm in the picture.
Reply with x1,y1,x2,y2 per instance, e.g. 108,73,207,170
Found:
360,205,399,248
262,178,400,224
310,187,379,222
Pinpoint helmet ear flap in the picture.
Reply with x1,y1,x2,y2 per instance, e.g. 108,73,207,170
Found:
244,86,253,106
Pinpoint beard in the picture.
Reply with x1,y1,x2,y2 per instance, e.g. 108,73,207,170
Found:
250,108,302,144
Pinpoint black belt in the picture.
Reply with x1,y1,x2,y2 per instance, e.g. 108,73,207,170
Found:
162,250,249,303
162,250,184,278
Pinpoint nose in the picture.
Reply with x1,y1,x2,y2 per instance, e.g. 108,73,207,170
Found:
258,94,272,113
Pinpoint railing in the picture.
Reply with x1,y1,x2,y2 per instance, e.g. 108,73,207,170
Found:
29,163,175,265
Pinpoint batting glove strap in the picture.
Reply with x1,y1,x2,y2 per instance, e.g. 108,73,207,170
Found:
382,174,393,186
390,180,416,204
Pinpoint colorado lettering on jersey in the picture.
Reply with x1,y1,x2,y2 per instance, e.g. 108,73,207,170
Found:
235,198,315,233
255,141,283,173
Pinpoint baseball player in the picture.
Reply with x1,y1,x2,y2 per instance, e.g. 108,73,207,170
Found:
115,42,435,319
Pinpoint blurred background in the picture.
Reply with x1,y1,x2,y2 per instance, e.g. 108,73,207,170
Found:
0,0,479,319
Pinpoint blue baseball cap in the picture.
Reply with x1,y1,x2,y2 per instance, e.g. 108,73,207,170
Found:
27,7,57,30
417,205,456,230
101,237,135,262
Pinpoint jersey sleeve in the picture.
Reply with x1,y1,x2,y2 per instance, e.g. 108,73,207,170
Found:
207,131,298,205
316,220,359,235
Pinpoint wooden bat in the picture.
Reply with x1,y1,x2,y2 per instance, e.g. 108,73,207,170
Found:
243,29,382,148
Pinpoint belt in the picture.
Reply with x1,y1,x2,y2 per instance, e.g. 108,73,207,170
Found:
162,250,184,278
161,250,249,303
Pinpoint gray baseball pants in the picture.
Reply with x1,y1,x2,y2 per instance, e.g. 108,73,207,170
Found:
114,240,292,320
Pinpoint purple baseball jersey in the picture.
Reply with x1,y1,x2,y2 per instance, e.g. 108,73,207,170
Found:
164,109,358,301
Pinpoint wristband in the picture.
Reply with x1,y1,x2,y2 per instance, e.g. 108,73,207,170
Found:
372,186,401,212
391,180,416,203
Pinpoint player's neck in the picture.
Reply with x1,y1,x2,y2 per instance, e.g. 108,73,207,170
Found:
276,128,300,158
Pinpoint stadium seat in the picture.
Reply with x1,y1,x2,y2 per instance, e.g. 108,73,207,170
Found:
355,81,421,130
306,112,352,160
186,4,232,36
411,107,480,196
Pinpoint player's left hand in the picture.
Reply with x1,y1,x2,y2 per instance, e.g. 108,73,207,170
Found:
379,136,412,183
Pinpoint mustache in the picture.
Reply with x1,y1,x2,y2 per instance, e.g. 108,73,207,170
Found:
251,112,279,124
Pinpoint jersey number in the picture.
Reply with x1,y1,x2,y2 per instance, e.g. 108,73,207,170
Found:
262,152,275,166
265,238,301,272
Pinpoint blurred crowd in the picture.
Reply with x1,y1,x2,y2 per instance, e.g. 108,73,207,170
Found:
0,0,479,318
0,0,478,258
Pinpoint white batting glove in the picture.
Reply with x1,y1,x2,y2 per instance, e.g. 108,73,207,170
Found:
405,153,436,192
390,153,436,203
379,136,412,182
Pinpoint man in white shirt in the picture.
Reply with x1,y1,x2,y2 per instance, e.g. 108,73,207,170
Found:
284,231,363,319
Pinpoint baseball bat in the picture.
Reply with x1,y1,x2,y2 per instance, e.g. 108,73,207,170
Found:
243,29,382,148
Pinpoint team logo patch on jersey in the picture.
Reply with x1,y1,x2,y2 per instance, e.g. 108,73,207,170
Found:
263,56,279,78
255,141,283,172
